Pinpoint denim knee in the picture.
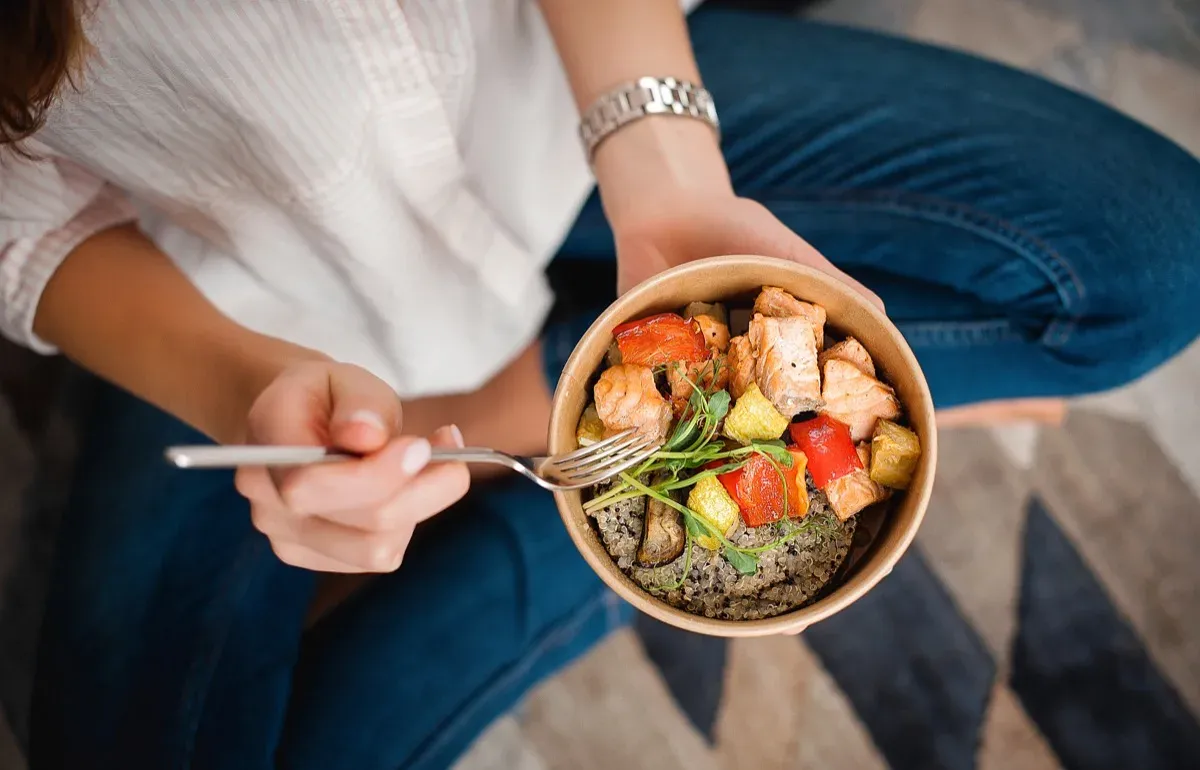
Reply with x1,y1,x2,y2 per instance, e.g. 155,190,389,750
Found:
1048,132,1200,393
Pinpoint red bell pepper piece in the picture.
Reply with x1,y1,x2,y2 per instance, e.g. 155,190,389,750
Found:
736,453,786,527
789,414,862,488
706,452,808,527
613,313,708,368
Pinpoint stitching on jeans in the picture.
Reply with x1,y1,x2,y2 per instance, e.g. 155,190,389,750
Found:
398,588,612,770
899,318,1025,347
757,188,1087,348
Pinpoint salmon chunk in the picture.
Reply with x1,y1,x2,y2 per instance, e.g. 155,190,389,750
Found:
667,355,730,417
726,335,756,400
692,314,731,353
594,364,673,441
818,336,876,378
753,286,827,349
825,443,891,520
821,358,901,442
748,313,823,418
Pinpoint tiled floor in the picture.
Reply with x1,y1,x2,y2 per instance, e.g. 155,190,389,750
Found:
2,0,1198,768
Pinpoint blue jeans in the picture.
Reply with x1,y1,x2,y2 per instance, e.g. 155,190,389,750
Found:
30,9,1200,770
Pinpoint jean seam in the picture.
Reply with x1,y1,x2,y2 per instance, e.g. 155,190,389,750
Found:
398,587,612,770
755,188,1087,348
899,319,1026,348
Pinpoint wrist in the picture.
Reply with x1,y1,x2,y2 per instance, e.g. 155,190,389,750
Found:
213,329,331,444
592,115,733,231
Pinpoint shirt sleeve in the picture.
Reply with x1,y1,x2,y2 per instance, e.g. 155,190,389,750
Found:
0,149,138,353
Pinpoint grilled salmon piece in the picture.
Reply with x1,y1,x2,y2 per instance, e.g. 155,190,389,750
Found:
683,302,731,353
748,313,823,418
594,364,673,441
825,443,891,520
818,336,875,378
821,358,901,442
753,286,827,349
726,335,755,400
667,356,730,417
693,314,730,353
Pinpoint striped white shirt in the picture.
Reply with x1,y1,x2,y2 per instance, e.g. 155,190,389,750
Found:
0,0,667,397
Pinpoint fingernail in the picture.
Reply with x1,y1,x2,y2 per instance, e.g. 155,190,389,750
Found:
448,424,464,448
348,409,387,432
401,438,432,474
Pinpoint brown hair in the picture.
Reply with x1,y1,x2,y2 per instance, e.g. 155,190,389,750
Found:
0,0,87,150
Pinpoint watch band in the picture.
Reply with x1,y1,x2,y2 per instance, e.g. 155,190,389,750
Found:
578,76,720,162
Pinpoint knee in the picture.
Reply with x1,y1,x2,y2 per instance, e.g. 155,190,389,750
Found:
1050,139,1200,393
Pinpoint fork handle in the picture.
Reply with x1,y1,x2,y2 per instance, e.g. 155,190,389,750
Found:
165,444,500,469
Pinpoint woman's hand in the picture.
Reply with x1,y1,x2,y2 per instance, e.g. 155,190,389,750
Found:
235,361,470,573
614,191,883,309
591,117,882,310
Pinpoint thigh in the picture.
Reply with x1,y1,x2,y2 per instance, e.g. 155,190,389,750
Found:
562,10,1200,405
278,477,626,770
31,378,316,770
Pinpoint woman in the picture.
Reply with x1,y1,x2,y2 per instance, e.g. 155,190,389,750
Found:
2,0,1198,767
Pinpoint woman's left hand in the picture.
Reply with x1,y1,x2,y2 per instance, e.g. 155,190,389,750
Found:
614,190,883,310
592,116,882,310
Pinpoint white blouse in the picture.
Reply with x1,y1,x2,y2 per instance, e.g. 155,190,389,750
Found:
0,0,696,397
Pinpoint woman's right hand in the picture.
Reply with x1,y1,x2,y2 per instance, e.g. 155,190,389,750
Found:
234,361,471,573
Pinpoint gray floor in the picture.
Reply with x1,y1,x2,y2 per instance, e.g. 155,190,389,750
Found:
3,0,1199,768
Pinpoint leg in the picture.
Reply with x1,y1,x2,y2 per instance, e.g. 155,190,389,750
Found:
31,378,317,769
277,477,625,770
560,10,1200,408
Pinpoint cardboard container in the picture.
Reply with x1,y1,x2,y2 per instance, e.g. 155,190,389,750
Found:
547,255,937,636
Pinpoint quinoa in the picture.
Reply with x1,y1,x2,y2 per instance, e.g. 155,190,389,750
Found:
588,474,858,621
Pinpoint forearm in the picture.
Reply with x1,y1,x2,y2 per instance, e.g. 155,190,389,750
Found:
538,0,731,226
33,223,327,443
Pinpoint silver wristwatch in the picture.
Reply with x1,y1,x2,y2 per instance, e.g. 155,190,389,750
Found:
578,76,720,162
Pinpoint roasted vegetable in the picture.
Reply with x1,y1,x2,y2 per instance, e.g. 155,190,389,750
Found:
605,341,623,367
723,382,791,444
638,494,686,567
686,475,740,550
613,313,708,367
714,450,809,527
789,414,862,488
869,419,921,489
576,403,605,447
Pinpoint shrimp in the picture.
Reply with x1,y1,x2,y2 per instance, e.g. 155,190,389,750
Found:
667,356,730,417
593,364,673,441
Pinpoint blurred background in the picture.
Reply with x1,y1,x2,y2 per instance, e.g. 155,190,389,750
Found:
2,0,1198,769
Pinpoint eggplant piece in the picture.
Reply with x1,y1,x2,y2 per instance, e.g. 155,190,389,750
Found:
605,341,623,367
637,494,686,567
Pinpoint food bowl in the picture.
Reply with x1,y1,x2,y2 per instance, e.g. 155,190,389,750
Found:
547,255,937,637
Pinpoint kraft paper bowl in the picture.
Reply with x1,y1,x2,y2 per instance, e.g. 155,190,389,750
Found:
547,255,937,637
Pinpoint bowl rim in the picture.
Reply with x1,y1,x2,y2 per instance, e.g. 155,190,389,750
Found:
548,255,938,637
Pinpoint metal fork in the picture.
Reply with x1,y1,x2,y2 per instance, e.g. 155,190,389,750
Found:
164,428,661,491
